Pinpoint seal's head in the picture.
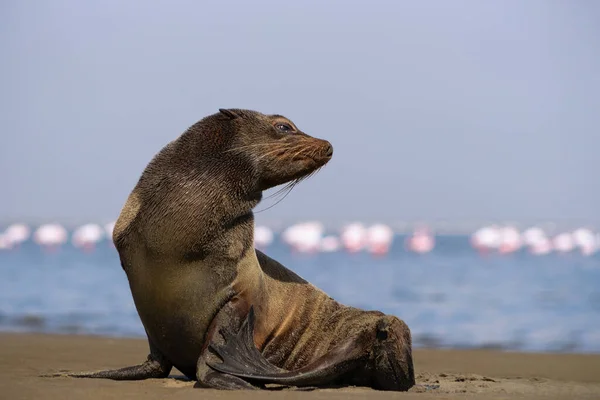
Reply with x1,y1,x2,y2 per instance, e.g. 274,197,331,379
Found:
220,108,333,191
184,108,333,193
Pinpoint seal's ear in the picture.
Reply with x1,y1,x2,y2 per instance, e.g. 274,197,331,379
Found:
219,109,240,120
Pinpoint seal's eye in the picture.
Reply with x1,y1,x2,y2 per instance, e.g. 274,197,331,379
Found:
275,123,293,133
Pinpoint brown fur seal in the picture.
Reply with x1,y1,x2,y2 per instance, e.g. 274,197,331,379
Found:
45,109,415,391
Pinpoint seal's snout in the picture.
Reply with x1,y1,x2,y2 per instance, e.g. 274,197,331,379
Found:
324,142,334,158
315,140,333,162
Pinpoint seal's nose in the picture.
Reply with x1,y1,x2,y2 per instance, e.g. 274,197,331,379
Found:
325,143,334,158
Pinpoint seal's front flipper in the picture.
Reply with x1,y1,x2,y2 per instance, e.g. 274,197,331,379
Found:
196,301,264,390
208,307,288,376
207,307,369,387
41,341,172,380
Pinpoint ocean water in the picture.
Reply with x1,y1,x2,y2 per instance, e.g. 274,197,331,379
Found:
1,235,599,354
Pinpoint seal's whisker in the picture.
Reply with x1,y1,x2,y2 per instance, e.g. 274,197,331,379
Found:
310,146,322,161
264,180,296,201
255,179,302,213
257,163,324,213
274,144,307,163
224,143,275,154
256,145,296,162
259,148,287,160
231,142,295,155
288,145,308,162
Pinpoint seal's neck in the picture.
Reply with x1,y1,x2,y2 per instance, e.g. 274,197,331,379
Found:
132,140,263,261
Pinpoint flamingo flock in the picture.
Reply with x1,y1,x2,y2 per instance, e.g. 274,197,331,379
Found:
471,225,599,256
0,221,598,257
0,222,115,252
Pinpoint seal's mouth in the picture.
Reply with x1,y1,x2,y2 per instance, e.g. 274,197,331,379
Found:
254,137,332,211
305,140,333,167
253,135,333,195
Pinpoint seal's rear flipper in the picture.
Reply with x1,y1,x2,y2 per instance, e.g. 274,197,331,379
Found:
40,345,173,381
40,363,167,380
207,306,369,387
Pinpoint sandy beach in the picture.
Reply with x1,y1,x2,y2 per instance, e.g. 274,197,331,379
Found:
1,333,599,399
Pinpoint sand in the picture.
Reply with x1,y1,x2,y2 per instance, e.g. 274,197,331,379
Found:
2,333,600,399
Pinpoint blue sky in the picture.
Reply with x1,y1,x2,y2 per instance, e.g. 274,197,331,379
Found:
1,0,598,223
